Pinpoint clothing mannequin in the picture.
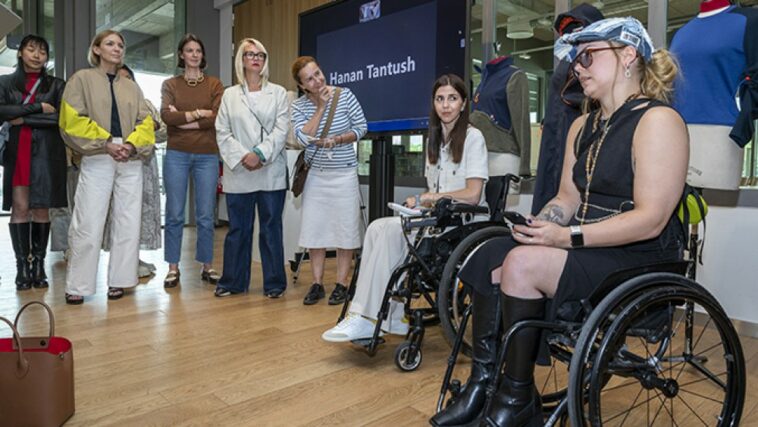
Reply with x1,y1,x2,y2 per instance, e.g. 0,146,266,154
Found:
531,4,604,215
470,56,530,177
670,0,758,190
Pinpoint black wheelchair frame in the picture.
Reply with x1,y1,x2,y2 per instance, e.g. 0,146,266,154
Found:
337,174,521,371
436,256,746,426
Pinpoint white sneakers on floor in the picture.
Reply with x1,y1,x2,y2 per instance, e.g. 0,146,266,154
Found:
322,312,409,342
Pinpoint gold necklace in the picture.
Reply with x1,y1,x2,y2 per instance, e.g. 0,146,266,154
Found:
183,73,205,87
579,93,639,224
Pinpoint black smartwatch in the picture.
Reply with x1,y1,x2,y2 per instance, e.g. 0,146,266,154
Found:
569,225,584,248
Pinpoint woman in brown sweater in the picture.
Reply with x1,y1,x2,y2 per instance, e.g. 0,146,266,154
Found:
160,33,224,288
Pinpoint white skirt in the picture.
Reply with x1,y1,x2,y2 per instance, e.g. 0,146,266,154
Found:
298,168,362,249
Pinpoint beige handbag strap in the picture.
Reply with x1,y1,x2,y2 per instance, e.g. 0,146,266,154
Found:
0,316,30,378
14,301,55,339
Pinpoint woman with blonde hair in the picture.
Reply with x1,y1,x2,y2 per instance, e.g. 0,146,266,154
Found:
431,18,688,426
214,38,289,298
59,29,155,304
161,33,224,289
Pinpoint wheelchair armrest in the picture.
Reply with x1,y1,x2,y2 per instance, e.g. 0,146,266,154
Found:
447,203,489,215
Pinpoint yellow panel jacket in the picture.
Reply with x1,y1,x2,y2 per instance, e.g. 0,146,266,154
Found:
59,67,155,159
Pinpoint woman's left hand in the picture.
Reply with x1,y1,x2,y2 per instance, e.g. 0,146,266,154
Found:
315,137,336,149
511,219,571,248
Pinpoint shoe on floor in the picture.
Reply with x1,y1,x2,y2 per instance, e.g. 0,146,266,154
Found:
265,289,286,299
201,268,221,284
322,313,379,342
138,262,153,278
303,283,325,305
328,283,348,305
164,270,180,288
143,260,157,272
214,286,233,298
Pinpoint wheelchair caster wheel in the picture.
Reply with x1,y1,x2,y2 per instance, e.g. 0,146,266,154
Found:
394,342,422,372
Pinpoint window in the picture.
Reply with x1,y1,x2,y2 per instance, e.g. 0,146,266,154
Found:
96,0,186,220
0,0,24,76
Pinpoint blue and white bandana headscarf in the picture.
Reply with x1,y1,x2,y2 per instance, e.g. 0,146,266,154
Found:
554,17,654,63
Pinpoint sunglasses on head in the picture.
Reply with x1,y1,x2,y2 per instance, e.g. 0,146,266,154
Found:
571,46,627,77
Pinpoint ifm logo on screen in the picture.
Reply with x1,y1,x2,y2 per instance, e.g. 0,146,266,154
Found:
359,0,381,23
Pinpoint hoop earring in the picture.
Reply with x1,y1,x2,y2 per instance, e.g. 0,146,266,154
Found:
624,66,632,79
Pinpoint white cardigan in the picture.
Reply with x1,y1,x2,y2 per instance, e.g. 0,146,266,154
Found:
215,81,289,193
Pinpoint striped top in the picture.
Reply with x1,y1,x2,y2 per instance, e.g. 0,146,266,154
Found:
291,87,367,170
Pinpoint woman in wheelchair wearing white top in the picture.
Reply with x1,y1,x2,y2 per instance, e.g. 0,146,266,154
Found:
430,18,688,427
322,74,489,343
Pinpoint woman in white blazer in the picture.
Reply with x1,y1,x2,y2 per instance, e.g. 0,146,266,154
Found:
214,38,289,298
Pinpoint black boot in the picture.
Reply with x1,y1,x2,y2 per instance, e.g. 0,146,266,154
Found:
431,286,500,426
482,294,546,427
30,222,50,288
9,223,32,291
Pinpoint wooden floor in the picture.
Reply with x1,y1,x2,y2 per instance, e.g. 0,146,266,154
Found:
1,220,757,426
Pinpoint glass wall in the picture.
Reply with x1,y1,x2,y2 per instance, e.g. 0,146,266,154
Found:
96,0,185,107
0,0,24,76
96,0,186,219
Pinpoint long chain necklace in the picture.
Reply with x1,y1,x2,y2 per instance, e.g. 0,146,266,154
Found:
579,93,639,224
183,73,205,87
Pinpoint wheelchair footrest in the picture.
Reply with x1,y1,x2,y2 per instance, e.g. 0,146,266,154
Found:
351,337,386,347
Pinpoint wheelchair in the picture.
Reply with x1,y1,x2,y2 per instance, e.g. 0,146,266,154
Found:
435,251,746,425
337,174,521,372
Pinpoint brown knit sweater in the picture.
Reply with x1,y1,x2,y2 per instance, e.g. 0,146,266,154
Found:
160,75,224,154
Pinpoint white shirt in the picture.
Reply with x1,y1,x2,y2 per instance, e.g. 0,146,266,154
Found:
425,126,489,207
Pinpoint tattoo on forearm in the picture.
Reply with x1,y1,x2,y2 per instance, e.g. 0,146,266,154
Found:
537,204,567,225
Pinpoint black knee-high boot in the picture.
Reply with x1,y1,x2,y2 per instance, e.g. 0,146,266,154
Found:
30,222,50,288
481,294,546,427
9,222,32,290
431,286,501,426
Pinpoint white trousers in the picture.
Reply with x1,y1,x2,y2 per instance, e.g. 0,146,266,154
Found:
66,151,143,296
349,217,411,328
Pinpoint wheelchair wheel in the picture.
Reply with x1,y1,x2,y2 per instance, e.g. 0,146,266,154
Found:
395,341,422,372
568,273,745,426
437,225,510,357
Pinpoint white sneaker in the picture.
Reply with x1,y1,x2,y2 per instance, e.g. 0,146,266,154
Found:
322,314,378,342
137,260,154,278
381,314,410,336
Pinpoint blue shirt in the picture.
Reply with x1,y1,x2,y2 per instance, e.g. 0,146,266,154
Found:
670,6,747,126
291,87,367,170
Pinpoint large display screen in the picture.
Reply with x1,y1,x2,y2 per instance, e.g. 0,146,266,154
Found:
299,0,469,133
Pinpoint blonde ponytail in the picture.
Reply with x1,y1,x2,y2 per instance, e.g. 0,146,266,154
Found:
639,49,679,104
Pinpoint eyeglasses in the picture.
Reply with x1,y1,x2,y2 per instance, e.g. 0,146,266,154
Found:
571,46,625,77
243,52,267,61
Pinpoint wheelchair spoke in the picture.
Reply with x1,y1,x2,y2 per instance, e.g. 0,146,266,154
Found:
649,388,680,427
674,394,710,426
601,386,655,424
600,378,641,393
678,385,727,404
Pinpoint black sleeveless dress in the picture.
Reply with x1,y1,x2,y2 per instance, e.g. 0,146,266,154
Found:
459,98,684,330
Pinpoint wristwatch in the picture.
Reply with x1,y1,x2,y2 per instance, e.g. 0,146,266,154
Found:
569,225,584,248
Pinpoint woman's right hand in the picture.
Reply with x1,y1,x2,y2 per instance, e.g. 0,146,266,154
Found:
41,102,56,114
317,86,332,108
105,142,130,162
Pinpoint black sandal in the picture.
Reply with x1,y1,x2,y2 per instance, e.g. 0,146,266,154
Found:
107,287,125,300
164,270,180,288
65,293,84,305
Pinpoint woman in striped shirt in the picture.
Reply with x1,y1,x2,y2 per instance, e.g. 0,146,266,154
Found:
291,56,368,306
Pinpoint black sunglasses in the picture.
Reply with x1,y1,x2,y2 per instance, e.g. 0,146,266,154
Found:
571,46,626,77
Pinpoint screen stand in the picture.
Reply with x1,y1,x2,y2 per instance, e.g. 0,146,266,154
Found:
368,136,395,222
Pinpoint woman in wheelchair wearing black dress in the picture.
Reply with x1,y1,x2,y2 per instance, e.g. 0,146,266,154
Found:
431,18,688,427
322,73,489,342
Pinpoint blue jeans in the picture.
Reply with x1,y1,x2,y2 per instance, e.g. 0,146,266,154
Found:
218,190,286,293
163,149,219,265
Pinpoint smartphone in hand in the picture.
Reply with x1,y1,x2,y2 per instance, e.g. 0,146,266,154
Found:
504,211,529,226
